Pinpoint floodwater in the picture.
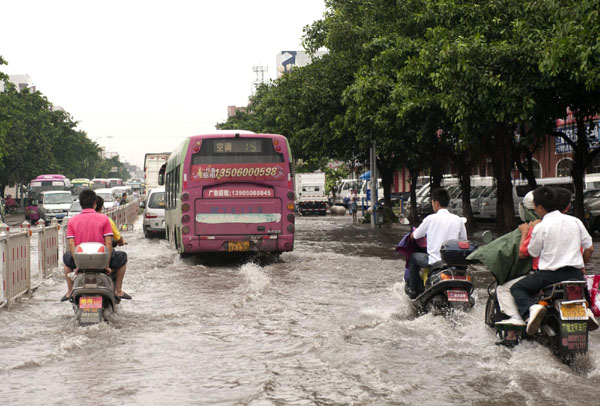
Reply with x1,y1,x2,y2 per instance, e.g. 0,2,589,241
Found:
2,215,600,405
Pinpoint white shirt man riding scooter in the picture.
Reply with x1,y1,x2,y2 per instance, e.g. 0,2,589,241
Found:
407,187,467,299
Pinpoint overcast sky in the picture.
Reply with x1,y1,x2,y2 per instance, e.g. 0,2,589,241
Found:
1,0,326,170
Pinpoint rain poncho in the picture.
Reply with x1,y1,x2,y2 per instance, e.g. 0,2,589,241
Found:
466,205,539,285
395,230,427,282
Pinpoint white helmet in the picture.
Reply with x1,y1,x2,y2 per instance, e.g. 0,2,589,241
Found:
518,191,537,222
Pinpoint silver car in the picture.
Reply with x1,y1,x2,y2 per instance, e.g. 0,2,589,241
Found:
142,187,165,238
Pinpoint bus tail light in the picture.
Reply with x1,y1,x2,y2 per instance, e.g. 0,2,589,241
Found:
287,191,294,200
192,141,202,153
182,203,190,212
287,224,294,233
181,192,189,201
182,226,190,234
287,213,295,223
287,202,295,211
182,214,190,223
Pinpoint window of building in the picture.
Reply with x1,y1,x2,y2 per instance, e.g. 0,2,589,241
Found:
556,158,574,177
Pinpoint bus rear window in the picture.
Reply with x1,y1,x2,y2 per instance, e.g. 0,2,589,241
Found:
191,138,284,165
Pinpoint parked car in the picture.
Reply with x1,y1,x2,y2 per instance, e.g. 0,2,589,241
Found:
141,187,165,238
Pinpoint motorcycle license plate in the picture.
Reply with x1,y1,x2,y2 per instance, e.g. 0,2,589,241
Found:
560,301,587,320
447,289,469,302
228,241,250,252
79,296,102,309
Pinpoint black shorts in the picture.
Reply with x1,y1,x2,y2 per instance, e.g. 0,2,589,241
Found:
63,250,127,270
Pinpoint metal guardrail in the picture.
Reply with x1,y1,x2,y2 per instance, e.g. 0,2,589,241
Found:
1,198,140,309
0,221,60,309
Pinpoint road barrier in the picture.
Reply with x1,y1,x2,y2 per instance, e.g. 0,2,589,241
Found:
1,198,140,309
0,221,60,309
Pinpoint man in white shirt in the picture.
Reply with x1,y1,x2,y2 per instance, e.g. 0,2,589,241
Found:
511,186,593,335
407,187,467,299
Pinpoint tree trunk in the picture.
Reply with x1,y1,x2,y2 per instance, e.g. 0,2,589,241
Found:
492,125,516,232
377,155,401,222
409,169,420,226
458,162,477,231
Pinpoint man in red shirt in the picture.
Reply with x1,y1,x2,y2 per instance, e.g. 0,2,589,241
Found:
61,189,128,300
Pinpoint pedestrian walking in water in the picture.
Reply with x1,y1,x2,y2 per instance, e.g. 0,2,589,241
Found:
350,188,358,223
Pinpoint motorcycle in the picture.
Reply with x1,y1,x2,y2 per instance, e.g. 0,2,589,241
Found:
399,239,477,315
66,242,120,325
485,280,590,364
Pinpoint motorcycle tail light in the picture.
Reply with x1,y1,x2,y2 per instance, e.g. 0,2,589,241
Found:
566,284,584,300
440,273,453,280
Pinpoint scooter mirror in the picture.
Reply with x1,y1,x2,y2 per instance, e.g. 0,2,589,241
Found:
481,230,493,244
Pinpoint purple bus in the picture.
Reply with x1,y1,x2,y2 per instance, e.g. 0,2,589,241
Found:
161,132,295,255
30,174,72,196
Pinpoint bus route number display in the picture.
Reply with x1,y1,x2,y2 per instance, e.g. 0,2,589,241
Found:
191,163,285,181
213,139,262,154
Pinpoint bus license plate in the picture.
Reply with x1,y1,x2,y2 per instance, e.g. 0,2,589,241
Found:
447,290,469,302
228,241,250,252
560,302,587,320
79,296,103,309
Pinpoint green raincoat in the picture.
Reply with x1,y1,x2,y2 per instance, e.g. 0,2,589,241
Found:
467,207,539,285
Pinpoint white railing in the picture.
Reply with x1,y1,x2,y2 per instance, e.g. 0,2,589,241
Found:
0,221,60,309
1,198,140,309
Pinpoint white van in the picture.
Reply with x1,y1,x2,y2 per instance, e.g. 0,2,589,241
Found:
333,179,364,207
358,178,383,209
39,191,73,222
141,187,166,238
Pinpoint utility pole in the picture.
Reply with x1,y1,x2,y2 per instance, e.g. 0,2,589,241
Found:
252,65,268,95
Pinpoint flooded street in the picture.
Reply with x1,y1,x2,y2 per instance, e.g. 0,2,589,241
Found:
2,215,600,405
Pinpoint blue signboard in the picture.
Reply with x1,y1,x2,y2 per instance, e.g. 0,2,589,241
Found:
555,119,600,154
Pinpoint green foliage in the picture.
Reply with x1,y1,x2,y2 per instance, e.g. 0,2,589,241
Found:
221,1,600,228
0,72,129,192
324,166,348,195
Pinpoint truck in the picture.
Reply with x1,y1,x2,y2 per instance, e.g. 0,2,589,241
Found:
144,153,171,192
295,172,328,216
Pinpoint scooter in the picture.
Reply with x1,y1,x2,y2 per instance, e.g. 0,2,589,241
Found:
67,242,120,325
485,280,590,364
401,239,477,315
